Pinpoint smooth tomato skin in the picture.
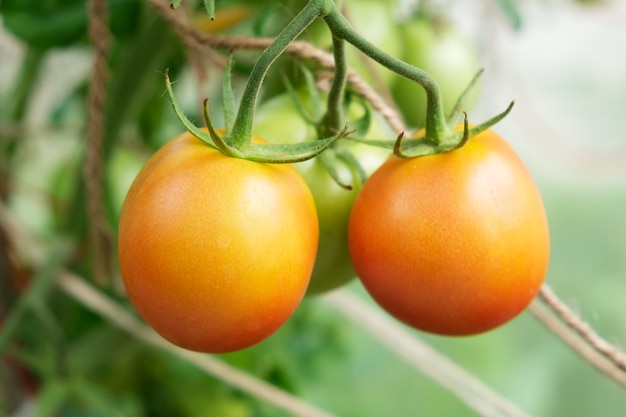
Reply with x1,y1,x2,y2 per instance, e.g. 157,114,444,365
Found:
118,130,318,353
348,130,550,336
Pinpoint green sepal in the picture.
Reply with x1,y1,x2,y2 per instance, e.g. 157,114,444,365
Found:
243,125,349,164
447,68,484,128
344,136,397,150
393,132,441,159
164,69,217,149
335,146,367,186
203,99,241,157
344,99,515,159
282,68,320,126
395,100,516,158
319,150,353,190
467,100,515,139
170,0,182,9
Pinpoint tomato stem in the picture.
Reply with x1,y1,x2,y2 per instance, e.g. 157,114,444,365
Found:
322,8,448,144
322,35,349,137
228,0,326,149
166,0,513,162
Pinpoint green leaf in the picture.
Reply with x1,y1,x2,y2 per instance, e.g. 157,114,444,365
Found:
447,69,484,128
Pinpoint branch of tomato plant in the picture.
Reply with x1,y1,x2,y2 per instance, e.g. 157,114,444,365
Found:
164,70,349,163
165,0,357,163
322,6,446,140
321,6,514,157
167,0,511,159
146,0,406,134
225,0,323,148
321,34,349,138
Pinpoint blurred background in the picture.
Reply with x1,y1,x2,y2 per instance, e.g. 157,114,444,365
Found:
1,0,626,416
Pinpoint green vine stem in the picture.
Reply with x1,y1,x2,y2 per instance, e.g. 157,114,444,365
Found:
321,5,514,157
321,34,349,137
165,70,346,163
167,0,512,161
322,7,449,144
227,0,326,149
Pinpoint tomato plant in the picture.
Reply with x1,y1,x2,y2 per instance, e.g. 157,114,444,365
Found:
118,129,319,353
348,129,550,336
254,92,391,294
391,17,481,128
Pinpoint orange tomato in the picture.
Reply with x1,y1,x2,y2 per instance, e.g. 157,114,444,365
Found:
348,129,550,336
118,130,318,353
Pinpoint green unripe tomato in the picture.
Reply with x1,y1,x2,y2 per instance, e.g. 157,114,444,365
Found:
254,92,391,294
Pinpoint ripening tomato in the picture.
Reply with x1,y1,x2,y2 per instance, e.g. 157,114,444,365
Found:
348,129,550,336
118,129,318,353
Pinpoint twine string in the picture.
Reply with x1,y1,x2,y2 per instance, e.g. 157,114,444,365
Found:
85,0,113,286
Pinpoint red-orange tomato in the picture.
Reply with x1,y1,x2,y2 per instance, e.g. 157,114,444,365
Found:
118,130,318,353
348,129,550,336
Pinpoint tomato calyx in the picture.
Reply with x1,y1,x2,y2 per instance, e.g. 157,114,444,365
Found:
392,68,514,158
394,99,514,158
345,98,514,158
346,70,514,160
164,69,348,164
